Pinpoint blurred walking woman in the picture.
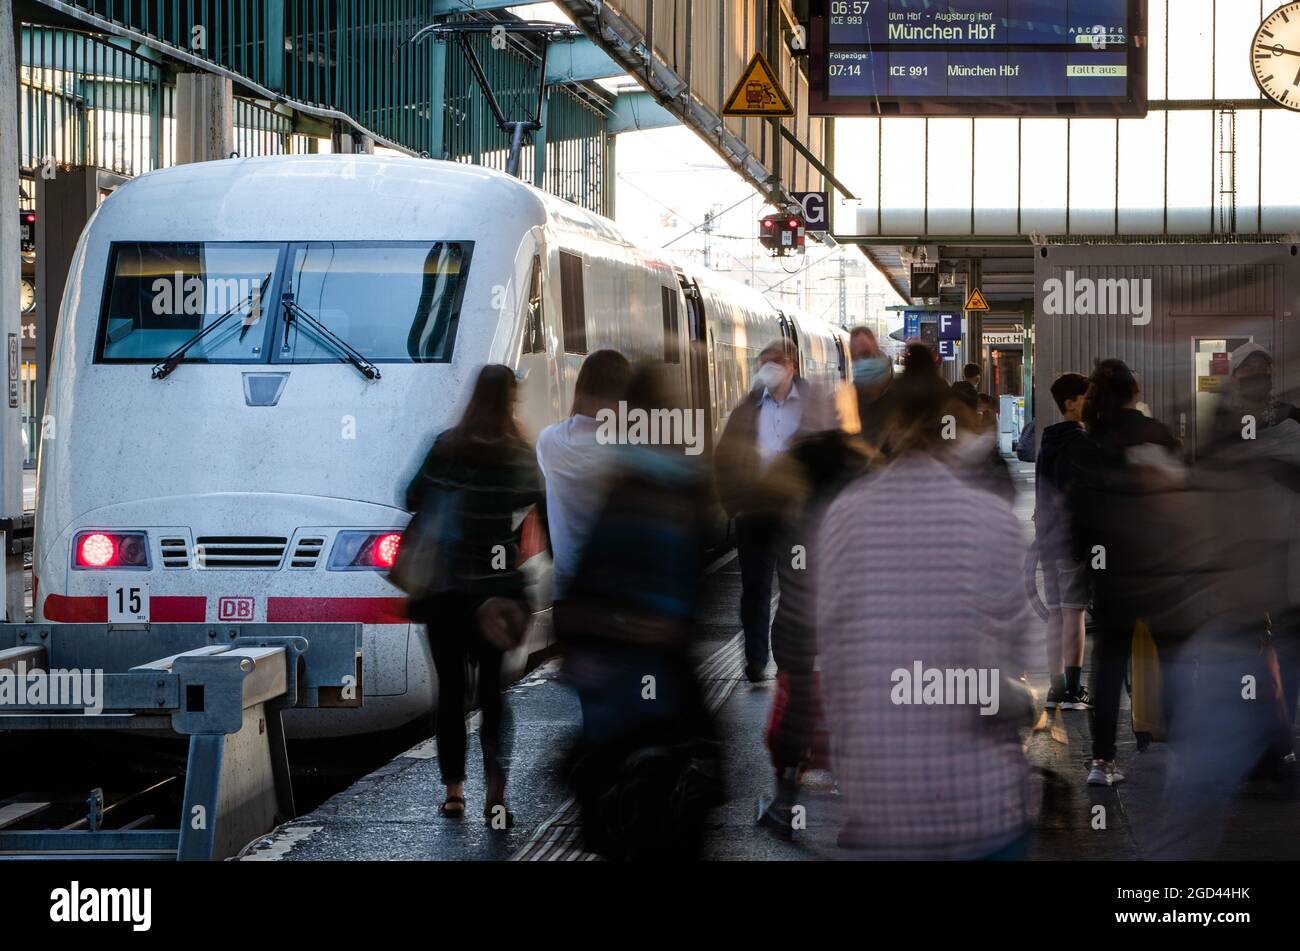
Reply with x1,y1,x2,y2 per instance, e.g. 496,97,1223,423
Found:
404,365,543,826
815,348,1039,859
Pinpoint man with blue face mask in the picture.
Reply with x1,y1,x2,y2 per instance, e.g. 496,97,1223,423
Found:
715,340,818,682
849,326,898,454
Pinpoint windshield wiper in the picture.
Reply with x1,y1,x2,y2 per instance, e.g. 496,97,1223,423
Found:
281,293,381,381
151,274,270,380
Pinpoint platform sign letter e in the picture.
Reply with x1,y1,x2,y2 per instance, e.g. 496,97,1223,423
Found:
218,597,255,622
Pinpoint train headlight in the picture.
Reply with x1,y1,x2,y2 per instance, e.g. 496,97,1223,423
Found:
329,531,403,570
73,530,150,569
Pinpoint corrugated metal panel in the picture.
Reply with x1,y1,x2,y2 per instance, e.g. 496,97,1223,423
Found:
690,0,722,113
1034,245,1300,432
590,0,828,207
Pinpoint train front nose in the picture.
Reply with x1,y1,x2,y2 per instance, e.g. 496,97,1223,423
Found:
36,494,434,737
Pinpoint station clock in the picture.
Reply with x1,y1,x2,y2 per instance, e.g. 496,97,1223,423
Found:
1253,3,1300,111
20,279,35,314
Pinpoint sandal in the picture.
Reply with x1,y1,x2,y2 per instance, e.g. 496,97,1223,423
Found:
440,795,466,819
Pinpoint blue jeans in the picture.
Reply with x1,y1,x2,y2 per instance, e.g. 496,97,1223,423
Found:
735,516,775,671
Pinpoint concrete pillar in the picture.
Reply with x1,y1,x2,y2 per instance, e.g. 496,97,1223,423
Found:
1,0,25,619
175,72,235,164
332,129,374,154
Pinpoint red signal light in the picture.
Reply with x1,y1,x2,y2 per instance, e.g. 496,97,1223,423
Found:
762,219,775,230
22,213,35,224
788,218,800,229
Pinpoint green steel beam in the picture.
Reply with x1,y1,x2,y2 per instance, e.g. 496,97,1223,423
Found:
532,94,549,190
544,38,621,85
19,27,153,77
262,0,284,93
428,29,448,159
607,91,678,135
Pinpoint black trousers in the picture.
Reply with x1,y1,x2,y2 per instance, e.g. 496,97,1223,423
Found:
424,593,513,787
735,515,775,670
1089,610,1135,763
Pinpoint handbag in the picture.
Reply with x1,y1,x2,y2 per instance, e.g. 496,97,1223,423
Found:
388,488,464,601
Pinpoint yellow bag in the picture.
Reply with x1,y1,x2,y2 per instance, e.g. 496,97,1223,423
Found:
1130,620,1166,744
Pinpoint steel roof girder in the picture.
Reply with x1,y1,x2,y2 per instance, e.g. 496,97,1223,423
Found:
607,91,679,135
545,37,621,85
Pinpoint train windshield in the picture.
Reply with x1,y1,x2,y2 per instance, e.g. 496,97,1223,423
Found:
96,240,472,366
279,241,471,364
97,242,283,364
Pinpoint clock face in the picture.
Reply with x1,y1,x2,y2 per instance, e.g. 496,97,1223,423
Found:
20,280,35,314
1254,3,1300,110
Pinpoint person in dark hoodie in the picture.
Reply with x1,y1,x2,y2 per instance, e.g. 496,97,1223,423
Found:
1060,359,1181,788
1036,373,1092,712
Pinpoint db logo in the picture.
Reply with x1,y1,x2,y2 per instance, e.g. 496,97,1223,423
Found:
218,596,255,621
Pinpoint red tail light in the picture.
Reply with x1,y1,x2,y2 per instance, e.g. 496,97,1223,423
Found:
328,531,404,570
373,533,401,568
78,533,115,567
73,531,150,569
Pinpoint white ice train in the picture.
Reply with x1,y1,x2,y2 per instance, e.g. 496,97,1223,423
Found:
35,155,851,740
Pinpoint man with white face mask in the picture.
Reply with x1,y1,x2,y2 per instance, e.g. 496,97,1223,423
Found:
715,340,818,682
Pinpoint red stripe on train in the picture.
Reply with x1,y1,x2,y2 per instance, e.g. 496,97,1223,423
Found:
43,594,208,623
43,594,107,622
149,596,207,622
266,597,409,623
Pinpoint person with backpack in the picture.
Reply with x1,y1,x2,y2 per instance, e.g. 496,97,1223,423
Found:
1060,359,1181,788
556,364,722,860
402,365,544,826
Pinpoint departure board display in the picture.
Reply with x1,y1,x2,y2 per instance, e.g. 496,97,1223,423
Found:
809,0,1147,117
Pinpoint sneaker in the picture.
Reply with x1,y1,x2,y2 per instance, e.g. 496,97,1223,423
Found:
1045,685,1065,709
1062,687,1093,710
1086,759,1125,787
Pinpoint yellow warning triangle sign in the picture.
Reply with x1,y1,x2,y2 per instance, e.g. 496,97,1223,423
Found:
722,53,795,118
965,288,991,312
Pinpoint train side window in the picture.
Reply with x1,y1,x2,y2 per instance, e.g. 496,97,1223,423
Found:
523,256,545,355
558,250,587,355
661,286,681,364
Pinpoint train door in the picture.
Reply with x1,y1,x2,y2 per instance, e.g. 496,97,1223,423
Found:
678,272,714,456
1172,316,1273,460
517,252,557,436
777,312,804,377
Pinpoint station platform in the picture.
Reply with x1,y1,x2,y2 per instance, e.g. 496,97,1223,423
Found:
241,463,1300,862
